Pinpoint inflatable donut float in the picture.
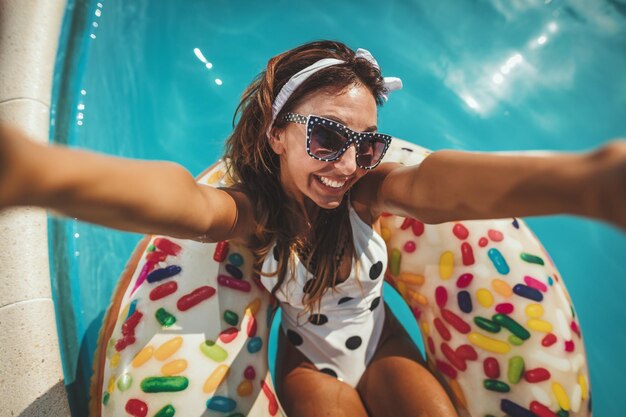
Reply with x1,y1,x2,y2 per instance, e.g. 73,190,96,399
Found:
90,139,591,417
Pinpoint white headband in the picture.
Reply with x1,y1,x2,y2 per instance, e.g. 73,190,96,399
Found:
267,48,402,137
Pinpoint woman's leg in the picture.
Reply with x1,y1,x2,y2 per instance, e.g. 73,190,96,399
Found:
356,305,459,417
274,328,369,417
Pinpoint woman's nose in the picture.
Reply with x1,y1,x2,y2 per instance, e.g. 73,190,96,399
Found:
333,144,358,175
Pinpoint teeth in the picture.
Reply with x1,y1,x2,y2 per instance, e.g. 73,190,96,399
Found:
318,176,346,189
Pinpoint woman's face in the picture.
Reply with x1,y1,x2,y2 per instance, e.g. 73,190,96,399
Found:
270,83,378,211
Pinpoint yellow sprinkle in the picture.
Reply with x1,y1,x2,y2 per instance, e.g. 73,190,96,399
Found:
468,332,510,354
448,378,467,408
207,169,224,184
525,303,544,318
476,288,494,308
161,359,188,376
131,346,154,368
395,281,408,301
398,272,425,285
491,279,512,298
204,365,230,393
421,321,430,336
237,380,253,396
155,336,183,361
439,251,454,280
380,227,391,242
119,304,130,324
552,382,571,411
527,319,553,333
110,352,120,368
408,289,428,306
107,376,116,393
245,298,261,317
578,374,588,400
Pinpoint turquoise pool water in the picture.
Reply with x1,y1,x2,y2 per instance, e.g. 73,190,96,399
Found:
50,1,626,416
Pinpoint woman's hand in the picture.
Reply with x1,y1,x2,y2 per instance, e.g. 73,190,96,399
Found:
583,140,626,230
0,124,29,209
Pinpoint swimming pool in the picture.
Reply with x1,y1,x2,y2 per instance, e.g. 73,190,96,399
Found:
50,0,626,415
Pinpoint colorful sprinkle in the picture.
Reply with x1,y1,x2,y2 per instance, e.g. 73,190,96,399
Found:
200,340,228,362
487,248,510,274
513,284,543,301
507,356,525,384
140,376,189,393
154,405,176,417
492,314,530,340
228,252,244,267
483,357,500,378
177,285,216,311
474,316,501,333
125,399,148,417
155,336,183,361
213,241,229,262
161,359,187,376
206,396,237,413
217,275,251,292
457,291,472,313
456,273,473,288
154,238,182,256
468,332,510,354
247,337,263,353
204,365,230,393
484,379,510,392
520,252,545,265
155,308,176,327
149,281,178,301
453,223,469,240
390,248,402,276
461,242,475,265
403,241,416,253
226,264,243,279
476,288,494,308
224,310,239,326
439,251,454,280
147,265,182,283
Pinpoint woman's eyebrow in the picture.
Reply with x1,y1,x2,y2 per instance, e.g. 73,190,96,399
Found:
321,114,378,132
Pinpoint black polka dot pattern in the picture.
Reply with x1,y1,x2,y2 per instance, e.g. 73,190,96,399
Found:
303,279,315,294
286,329,303,346
308,314,328,325
345,336,362,350
369,296,381,311
338,296,354,305
320,368,338,378
369,261,383,280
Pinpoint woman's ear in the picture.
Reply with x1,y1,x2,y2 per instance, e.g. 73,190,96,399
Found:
268,128,285,155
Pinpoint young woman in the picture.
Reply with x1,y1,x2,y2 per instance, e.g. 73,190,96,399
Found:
1,40,624,417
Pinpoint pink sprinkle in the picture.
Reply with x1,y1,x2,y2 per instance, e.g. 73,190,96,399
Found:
478,237,488,247
244,366,256,380
400,218,412,230
565,340,575,352
411,220,425,236
456,273,474,288
411,306,422,320
495,303,514,314
403,241,416,253
487,229,504,242
461,242,475,266
131,261,156,296
571,321,581,338
524,276,547,292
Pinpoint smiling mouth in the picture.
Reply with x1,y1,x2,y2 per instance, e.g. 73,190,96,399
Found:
315,175,348,189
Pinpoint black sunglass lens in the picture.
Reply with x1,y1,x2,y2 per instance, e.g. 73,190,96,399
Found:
310,124,347,159
356,139,387,168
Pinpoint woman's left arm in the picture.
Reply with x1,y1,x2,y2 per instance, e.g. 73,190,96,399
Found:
371,140,626,230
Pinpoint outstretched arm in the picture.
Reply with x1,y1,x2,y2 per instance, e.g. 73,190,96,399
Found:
0,124,254,243
363,141,626,230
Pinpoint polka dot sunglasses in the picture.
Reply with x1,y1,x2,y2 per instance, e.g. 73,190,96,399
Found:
282,113,393,170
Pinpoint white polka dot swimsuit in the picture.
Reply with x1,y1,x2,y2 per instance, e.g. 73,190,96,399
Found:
260,204,388,387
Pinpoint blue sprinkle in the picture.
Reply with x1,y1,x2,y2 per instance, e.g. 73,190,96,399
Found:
147,265,181,283
512,218,520,229
487,248,510,275
501,399,535,417
126,299,138,319
513,284,543,301
228,253,244,267
225,264,243,279
457,291,472,313
548,276,554,286
247,337,263,354
206,396,236,412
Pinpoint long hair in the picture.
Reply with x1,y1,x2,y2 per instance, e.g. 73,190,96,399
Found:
223,40,387,316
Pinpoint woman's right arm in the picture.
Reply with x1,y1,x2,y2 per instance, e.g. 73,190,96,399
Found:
0,124,254,243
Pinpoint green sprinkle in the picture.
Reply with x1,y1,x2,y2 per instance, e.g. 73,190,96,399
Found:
223,310,239,326
492,313,530,340
508,335,524,346
116,373,132,391
474,316,501,333
155,308,176,327
520,252,544,265
483,379,510,392
200,340,228,362
390,248,401,276
141,376,189,393
557,409,570,417
154,404,176,417
507,356,525,384
147,244,155,252
102,391,110,405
